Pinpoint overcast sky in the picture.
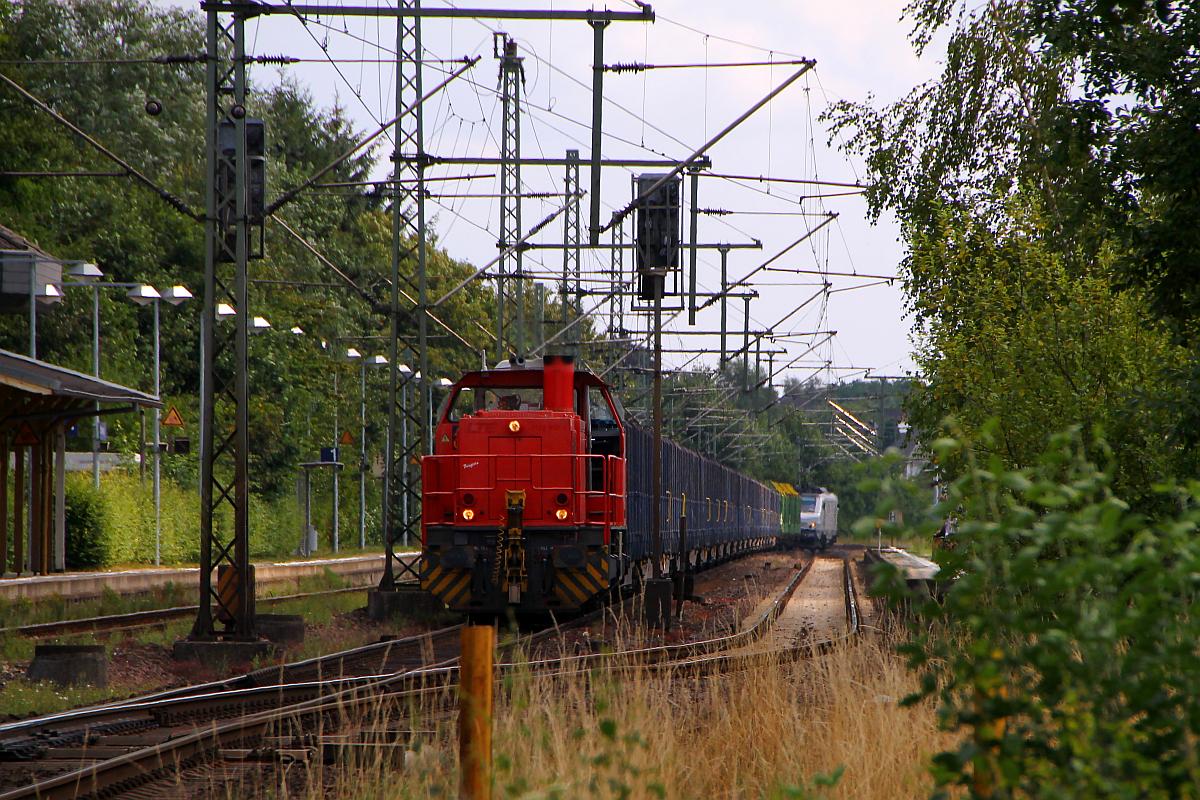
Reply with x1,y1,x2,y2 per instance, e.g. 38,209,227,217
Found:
153,1,938,382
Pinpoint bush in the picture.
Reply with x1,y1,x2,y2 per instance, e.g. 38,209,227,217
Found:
64,470,200,567
884,426,1200,798
64,477,106,568
62,468,376,568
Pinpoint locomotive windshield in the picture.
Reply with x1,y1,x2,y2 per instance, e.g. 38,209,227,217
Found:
484,387,543,412
800,495,818,512
445,384,546,421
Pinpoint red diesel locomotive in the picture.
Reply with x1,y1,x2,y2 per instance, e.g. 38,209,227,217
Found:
420,355,781,615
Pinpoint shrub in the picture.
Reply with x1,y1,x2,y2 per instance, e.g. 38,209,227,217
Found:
884,426,1200,797
250,492,304,559
64,476,106,568
61,468,375,568
63,470,200,567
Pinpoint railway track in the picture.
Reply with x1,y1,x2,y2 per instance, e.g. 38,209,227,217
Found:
0,552,866,799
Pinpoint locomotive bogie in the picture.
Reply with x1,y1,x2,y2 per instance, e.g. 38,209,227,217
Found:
422,525,614,612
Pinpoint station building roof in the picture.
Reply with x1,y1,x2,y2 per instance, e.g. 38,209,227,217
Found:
0,223,53,257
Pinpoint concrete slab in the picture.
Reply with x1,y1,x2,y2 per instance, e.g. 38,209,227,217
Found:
874,547,940,581
172,638,275,665
27,643,107,687
255,614,306,645
367,587,444,621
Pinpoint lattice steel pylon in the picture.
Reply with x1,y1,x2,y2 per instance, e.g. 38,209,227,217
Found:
561,149,581,354
193,8,254,640
497,33,524,359
380,0,427,590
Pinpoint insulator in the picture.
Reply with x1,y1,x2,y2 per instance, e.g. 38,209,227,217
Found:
251,54,300,65
607,62,647,74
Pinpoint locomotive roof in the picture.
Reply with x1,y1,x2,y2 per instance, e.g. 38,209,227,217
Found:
454,357,609,388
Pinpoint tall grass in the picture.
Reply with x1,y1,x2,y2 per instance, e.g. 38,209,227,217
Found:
240,634,949,800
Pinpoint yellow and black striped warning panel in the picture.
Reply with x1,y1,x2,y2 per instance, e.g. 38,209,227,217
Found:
215,564,253,623
552,553,608,607
422,563,473,609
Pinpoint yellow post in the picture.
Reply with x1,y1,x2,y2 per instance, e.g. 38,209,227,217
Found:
459,624,495,800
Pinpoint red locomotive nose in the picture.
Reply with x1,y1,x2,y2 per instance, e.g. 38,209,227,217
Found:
543,354,575,412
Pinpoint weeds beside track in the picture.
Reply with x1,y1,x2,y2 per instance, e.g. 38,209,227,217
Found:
1,552,876,799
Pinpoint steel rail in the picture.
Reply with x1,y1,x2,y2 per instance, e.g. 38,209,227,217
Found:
0,623,466,742
2,552,824,799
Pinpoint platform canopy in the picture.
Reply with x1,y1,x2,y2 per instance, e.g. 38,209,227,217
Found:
0,348,161,419
1,349,161,578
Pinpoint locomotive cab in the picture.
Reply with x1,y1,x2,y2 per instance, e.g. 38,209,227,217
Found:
421,355,627,614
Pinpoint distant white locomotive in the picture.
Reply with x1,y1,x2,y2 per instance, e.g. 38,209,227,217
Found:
798,489,839,549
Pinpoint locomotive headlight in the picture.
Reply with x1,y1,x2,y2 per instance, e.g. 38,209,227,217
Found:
462,509,476,521
555,508,569,521
508,420,520,433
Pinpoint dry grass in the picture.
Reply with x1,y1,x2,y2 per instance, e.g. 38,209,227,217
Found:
254,633,950,800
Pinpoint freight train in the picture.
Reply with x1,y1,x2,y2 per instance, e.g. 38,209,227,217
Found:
419,355,782,615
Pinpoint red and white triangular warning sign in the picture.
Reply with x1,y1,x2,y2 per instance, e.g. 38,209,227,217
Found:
13,422,39,446
339,429,354,446
162,406,185,427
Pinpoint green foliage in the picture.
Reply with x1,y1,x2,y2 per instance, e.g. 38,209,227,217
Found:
767,766,845,800
63,477,106,568
888,427,1200,797
903,203,1186,505
825,0,1200,488
61,469,332,567
64,470,200,565
824,451,933,538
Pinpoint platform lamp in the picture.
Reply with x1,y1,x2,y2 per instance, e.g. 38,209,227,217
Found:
358,354,388,549
129,283,195,567
334,347,362,553
66,262,104,488
25,256,63,359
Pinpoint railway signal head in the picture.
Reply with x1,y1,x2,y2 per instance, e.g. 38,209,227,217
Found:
634,173,681,299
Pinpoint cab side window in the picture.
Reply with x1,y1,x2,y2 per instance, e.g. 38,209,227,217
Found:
589,387,616,426
447,388,478,422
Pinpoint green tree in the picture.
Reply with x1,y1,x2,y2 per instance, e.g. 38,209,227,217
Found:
823,0,1197,491
0,0,498,500
905,202,1184,504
